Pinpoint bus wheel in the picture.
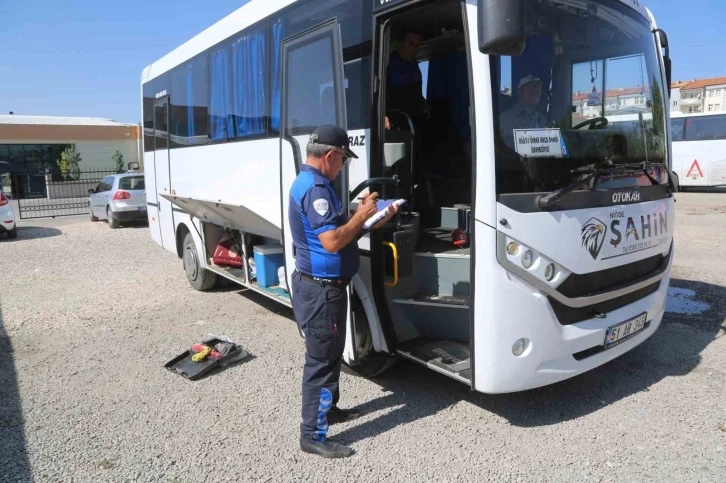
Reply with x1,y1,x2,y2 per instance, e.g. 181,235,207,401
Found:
182,232,217,291
341,297,397,378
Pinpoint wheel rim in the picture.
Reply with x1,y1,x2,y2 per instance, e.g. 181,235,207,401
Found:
352,312,372,359
184,244,199,281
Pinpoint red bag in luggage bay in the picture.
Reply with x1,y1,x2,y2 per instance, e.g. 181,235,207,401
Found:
213,233,243,268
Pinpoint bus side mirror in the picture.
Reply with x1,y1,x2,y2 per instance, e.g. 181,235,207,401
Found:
477,0,526,56
654,28,672,98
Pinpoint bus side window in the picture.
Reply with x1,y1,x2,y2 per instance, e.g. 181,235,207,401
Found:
685,114,726,141
671,118,685,141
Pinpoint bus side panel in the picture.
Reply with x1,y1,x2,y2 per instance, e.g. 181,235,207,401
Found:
155,149,177,254
167,139,282,232
710,156,726,186
675,142,711,187
144,150,163,247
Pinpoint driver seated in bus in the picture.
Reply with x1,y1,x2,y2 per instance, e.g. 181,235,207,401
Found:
499,74,547,146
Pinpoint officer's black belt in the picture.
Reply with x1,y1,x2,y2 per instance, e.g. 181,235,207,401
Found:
298,272,351,287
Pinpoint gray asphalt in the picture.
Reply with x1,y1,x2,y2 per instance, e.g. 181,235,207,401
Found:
1,192,724,482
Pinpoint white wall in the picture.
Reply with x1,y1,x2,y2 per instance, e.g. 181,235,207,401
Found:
669,87,682,113
73,140,140,170
704,85,726,113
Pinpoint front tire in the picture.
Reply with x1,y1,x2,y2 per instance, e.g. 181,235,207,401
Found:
182,232,217,291
107,207,119,229
341,297,396,378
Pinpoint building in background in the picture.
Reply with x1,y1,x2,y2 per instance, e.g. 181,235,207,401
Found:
668,81,690,113
0,115,140,173
572,86,651,118
670,77,726,114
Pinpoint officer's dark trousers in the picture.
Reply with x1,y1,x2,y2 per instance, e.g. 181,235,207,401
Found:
291,271,348,442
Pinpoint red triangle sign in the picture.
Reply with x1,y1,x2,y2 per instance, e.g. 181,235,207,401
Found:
686,159,703,178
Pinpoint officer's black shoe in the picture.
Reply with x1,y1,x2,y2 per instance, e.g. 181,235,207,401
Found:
299,436,354,458
327,406,361,425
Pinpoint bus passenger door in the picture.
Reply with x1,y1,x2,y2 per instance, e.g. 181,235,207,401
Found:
279,20,355,357
153,97,176,252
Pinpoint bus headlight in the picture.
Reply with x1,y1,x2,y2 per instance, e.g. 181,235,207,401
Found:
512,338,530,357
503,236,570,287
544,263,556,281
522,250,534,269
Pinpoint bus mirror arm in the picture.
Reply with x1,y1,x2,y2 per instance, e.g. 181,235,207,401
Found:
653,28,671,97
350,176,399,200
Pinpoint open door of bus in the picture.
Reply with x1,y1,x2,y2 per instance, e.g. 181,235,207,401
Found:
279,20,358,361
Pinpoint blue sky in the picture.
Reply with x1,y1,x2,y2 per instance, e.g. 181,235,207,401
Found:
1,0,724,124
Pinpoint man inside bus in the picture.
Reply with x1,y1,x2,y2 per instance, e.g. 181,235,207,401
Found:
499,74,548,147
385,26,430,131
289,125,399,458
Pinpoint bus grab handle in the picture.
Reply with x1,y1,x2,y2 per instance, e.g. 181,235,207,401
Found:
383,241,399,288
350,176,399,200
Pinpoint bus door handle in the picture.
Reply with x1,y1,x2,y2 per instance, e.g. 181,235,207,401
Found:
383,241,399,287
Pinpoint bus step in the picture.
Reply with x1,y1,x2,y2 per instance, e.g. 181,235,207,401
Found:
393,294,470,308
396,338,471,384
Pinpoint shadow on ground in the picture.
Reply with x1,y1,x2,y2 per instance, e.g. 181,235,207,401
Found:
333,278,725,445
0,303,32,481
2,226,62,242
236,287,296,323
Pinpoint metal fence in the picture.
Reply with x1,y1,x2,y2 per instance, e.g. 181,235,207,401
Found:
10,169,121,219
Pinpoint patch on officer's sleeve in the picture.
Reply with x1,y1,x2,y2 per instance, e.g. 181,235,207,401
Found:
313,198,329,216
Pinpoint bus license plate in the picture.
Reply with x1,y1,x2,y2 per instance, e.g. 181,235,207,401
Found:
604,312,647,348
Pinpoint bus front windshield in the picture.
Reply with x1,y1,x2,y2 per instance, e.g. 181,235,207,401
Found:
492,0,668,197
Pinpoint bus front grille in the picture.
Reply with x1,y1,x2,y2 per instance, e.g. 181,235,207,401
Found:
548,282,661,326
556,253,666,298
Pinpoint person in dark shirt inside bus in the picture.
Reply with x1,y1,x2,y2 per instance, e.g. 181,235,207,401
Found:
385,27,430,130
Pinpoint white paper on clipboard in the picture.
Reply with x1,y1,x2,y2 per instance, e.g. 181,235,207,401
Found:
363,199,406,230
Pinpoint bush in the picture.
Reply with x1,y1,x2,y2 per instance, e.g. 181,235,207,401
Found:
112,150,124,173
57,146,82,181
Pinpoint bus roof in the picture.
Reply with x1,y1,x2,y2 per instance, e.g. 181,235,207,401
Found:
670,111,725,119
141,0,295,84
141,0,655,84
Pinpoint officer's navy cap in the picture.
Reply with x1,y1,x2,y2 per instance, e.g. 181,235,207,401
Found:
308,125,359,159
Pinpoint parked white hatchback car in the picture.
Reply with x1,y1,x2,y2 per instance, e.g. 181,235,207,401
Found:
0,191,16,239
88,173,147,229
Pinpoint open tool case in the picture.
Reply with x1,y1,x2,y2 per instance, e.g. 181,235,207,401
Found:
164,337,249,381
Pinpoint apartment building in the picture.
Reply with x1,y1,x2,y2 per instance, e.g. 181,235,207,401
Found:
670,77,726,114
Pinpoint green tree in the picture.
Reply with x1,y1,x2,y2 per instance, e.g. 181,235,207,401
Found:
112,150,124,172
57,146,82,180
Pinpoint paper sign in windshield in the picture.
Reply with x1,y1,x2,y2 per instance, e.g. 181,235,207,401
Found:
513,129,564,158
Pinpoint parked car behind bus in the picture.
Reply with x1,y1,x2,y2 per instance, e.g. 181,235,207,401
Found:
0,191,16,239
89,174,147,229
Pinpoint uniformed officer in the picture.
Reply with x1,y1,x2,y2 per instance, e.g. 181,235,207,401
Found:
288,125,399,458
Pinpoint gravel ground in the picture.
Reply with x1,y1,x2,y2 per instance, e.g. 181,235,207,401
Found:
1,193,725,483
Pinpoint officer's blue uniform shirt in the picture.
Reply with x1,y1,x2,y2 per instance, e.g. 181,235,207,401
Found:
289,165,359,278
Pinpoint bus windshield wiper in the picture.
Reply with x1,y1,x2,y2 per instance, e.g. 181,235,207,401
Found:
612,162,662,186
614,161,680,193
535,162,666,210
535,166,605,209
